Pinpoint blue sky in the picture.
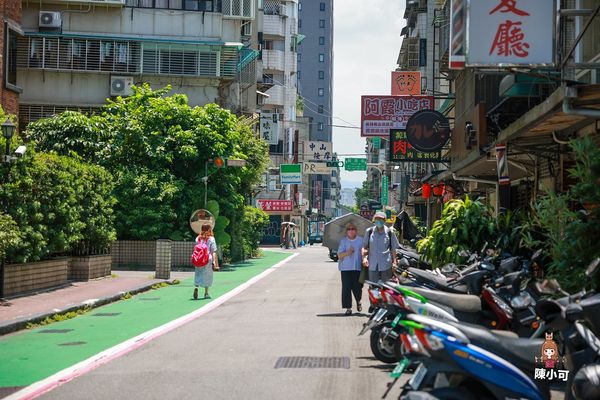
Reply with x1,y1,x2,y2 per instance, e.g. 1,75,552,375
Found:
332,0,406,189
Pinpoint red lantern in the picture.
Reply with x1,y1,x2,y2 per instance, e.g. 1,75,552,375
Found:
422,183,431,199
433,183,445,197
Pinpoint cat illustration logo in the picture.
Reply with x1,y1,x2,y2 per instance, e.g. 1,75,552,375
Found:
534,332,569,382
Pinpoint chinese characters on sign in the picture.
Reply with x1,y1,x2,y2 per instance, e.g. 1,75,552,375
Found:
389,130,445,163
256,200,293,212
260,112,280,145
303,141,333,161
533,331,570,382
466,0,554,66
391,71,421,96
361,96,434,138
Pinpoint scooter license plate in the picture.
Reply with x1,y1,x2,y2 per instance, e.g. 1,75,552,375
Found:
373,308,388,322
408,364,427,389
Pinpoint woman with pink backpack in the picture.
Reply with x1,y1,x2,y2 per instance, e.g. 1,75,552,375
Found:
192,224,219,300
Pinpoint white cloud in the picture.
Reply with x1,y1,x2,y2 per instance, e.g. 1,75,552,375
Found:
332,0,406,186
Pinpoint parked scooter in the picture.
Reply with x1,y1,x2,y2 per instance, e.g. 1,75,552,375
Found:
391,258,600,400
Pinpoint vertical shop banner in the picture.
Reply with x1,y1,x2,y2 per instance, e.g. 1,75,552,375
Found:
391,71,421,96
496,144,510,185
449,0,466,69
381,175,389,206
312,180,323,211
361,95,434,137
419,39,427,67
260,111,280,145
466,0,554,66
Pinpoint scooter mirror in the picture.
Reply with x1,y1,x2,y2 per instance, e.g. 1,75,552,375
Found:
585,257,600,278
457,250,469,257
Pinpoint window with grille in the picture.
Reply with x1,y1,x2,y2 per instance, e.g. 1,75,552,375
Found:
319,54,324,62
142,45,219,76
318,70,324,79
320,2,325,11
319,19,325,28
19,104,100,128
318,105,324,113
318,88,324,96
125,0,219,11
5,23,20,91
319,36,325,45
17,36,141,73
222,0,254,19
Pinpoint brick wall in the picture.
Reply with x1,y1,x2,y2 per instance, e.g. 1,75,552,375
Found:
0,0,22,117
69,255,112,281
4,258,69,296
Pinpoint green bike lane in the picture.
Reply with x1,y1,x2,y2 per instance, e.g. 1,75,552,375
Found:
0,250,291,391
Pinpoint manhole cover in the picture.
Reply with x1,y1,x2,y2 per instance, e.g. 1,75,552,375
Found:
93,313,121,317
140,298,160,301
38,329,73,334
58,341,86,346
274,357,350,369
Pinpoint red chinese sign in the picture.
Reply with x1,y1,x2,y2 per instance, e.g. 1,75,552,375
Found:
256,200,293,212
466,0,553,66
360,95,434,138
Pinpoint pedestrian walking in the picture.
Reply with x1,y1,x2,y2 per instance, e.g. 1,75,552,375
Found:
193,224,219,300
337,222,364,315
362,211,400,283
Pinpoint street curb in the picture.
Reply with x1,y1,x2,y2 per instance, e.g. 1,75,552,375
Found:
0,281,163,337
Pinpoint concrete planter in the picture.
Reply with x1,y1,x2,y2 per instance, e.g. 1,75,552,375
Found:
69,255,112,281
4,258,69,297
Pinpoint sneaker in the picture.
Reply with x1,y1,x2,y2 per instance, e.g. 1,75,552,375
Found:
193,288,198,300
345,309,352,316
357,303,362,312
204,294,211,299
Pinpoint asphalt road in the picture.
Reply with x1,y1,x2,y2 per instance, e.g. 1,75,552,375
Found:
41,246,406,400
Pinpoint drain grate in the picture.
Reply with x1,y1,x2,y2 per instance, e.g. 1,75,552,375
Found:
38,329,73,334
140,298,160,301
93,313,121,317
58,341,87,346
274,357,350,369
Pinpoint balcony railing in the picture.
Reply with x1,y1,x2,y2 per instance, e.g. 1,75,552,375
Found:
264,85,285,106
262,49,285,71
263,14,285,37
43,0,124,5
17,35,240,78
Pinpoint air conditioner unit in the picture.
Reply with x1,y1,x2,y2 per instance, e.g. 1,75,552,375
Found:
110,76,134,97
39,11,62,29
279,4,289,17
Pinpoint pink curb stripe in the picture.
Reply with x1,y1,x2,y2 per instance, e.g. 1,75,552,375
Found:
5,252,299,400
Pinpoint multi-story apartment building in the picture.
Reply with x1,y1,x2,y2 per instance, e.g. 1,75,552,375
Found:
297,0,334,217
1,0,22,117
17,0,261,127
253,0,300,244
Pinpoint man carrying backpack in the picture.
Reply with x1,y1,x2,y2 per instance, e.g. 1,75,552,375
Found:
361,211,400,283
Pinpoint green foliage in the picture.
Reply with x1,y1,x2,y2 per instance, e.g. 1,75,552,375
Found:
417,196,496,266
0,213,21,258
240,205,269,258
27,84,270,261
410,216,427,238
3,142,115,262
26,306,92,329
523,136,600,292
354,180,372,209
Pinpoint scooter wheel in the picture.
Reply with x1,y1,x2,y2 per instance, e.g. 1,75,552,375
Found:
369,325,396,364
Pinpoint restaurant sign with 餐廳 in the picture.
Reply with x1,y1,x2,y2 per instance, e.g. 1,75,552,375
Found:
256,200,293,212
389,130,448,163
466,0,554,66
361,96,434,138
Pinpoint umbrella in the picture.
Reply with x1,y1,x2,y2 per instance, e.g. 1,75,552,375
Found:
281,222,297,227
322,213,373,250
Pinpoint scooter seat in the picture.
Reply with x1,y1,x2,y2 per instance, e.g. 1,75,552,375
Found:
404,286,481,313
408,268,467,294
449,321,543,374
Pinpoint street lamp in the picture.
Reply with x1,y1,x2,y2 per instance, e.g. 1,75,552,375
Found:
1,118,16,299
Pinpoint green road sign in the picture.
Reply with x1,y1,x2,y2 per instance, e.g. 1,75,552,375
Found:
280,164,302,184
373,137,381,148
344,158,367,171
381,175,389,206
326,161,344,168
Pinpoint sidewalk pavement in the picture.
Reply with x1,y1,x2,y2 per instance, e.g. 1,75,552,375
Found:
0,270,193,336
